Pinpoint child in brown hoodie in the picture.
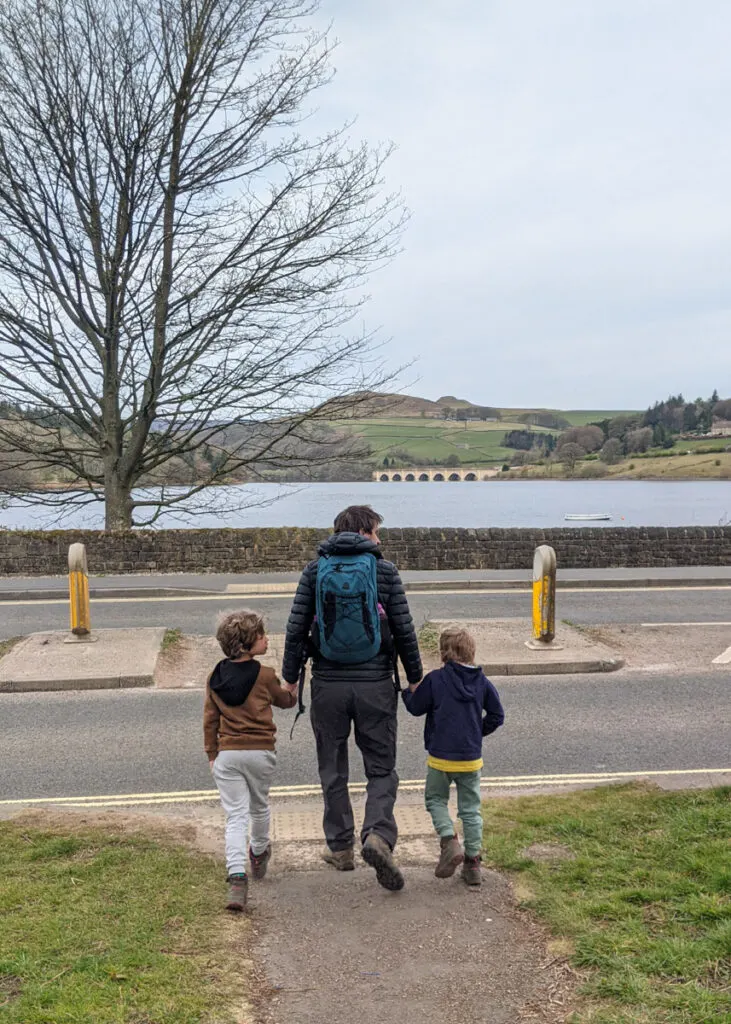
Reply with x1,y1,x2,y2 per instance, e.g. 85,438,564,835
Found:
204,609,297,911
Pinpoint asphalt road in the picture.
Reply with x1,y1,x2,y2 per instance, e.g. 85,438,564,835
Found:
3,586,731,638
1,671,728,802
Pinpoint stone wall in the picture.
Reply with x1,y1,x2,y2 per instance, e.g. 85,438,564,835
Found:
1,526,730,576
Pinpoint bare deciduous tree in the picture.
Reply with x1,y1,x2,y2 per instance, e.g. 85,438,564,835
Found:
600,437,623,465
556,425,604,454
0,0,404,529
558,442,586,475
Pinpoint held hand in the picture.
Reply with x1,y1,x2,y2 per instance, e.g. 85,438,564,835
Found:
283,681,299,696
209,758,216,772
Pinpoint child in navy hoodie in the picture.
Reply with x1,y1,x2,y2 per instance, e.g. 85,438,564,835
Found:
402,626,504,886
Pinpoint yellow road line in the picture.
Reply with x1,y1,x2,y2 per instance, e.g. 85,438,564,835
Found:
2,767,729,808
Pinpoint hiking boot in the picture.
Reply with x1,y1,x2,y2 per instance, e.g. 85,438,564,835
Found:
225,873,248,911
435,835,464,878
361,832,404,892
322,846,355,871
461,855,482,887
249,845,271,881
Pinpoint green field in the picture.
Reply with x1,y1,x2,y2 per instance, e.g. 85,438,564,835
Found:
339,417,540,466
500,409,636,427
338,409,639,467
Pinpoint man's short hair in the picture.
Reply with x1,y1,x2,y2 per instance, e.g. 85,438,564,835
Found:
216,609,265,659
439,626,476,665
333,505,384,535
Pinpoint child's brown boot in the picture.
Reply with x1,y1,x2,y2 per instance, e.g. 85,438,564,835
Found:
435,835,464,878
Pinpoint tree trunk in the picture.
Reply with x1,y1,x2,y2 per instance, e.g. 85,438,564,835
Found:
104,469,133,531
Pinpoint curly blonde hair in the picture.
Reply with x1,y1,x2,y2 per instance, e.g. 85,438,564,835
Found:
216,609,265,659
439,626,476,665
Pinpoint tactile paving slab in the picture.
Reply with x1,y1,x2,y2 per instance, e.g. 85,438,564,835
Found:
271,803,451,842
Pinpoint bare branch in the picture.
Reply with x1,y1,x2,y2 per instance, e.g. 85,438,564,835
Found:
0,0,405,528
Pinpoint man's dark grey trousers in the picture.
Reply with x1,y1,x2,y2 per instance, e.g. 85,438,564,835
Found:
309,675,399,851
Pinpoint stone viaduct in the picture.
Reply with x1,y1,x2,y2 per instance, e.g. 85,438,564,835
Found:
373,467,500,482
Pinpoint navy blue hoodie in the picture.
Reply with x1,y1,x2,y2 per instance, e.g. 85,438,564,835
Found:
402,661,504,763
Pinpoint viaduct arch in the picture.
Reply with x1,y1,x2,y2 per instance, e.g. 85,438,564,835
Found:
374,467,500,482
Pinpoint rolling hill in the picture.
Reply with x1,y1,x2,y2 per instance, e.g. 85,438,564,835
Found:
332,395,637,467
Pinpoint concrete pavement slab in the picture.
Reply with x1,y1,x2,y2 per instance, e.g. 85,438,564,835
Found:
576,622,731,672
428,618,624,674
0,628,165,692
153,618,623,690
154,632,286,689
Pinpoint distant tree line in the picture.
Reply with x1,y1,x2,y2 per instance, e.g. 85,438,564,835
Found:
440,406,501,422
504,389,730,476
502,429,557,452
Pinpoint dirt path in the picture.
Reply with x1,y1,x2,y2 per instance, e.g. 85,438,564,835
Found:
248,849,571,1024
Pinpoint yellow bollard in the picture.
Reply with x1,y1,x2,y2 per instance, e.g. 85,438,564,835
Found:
526,545,563,649
68,542,91,637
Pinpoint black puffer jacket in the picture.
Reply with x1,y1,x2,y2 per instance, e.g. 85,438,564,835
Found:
282,533,423,685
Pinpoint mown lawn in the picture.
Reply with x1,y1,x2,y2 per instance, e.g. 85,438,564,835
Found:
485,784,731,1023
0,819,245,1024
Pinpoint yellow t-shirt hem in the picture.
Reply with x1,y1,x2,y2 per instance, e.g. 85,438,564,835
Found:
427,755,483,773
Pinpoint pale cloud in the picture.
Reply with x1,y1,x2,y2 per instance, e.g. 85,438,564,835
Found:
313,0,731,407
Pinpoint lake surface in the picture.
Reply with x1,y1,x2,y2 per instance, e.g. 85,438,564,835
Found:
1,480,730,530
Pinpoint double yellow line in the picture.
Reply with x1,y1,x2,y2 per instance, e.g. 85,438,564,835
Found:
2,768,729,809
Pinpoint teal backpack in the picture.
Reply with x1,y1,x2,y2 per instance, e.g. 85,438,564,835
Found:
315,553,381,664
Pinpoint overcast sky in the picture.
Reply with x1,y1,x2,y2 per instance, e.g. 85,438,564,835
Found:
314,1,731,409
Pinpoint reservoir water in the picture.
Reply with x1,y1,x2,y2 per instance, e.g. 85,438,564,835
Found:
1,480,730,530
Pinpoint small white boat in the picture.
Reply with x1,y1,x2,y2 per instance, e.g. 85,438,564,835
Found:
564,513,612,521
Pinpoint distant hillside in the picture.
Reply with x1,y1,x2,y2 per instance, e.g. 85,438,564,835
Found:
319,392,466,418
324,392,636,425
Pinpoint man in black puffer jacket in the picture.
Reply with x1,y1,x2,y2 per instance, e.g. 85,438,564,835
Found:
282,505,422,890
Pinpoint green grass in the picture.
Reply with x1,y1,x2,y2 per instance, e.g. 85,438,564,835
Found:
339,417,542,465
0,820,244,1024
560,410,637,426
485,784,731,1023
417,620,441,655
0,637,21,660
162,628,183,652
335,410,640,467
661,437,731,455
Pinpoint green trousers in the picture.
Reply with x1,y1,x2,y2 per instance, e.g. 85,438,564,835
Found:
424,766,483,858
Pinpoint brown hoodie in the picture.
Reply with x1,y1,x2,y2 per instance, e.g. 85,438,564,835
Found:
203,658,297,758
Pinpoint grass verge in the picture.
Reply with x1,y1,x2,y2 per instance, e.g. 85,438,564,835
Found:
0,818,248,1023
161,627,184,652
417,620,440,656
485,784,731,1023
0,636,22,660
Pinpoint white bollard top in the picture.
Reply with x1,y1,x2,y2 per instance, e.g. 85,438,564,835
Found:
532,544,556,581
68,542,88,575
